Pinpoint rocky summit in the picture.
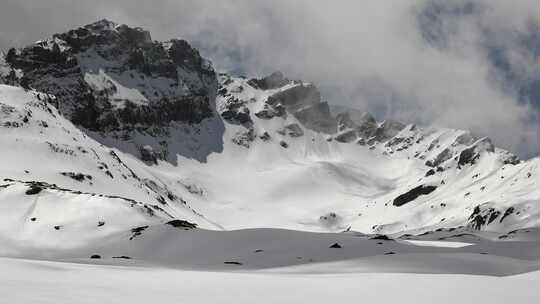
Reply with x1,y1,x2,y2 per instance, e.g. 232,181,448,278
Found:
1,19,219,163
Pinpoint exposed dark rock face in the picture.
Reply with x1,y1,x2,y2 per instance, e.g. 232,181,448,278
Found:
468,204,502,230
247,71,290,90
336,112,356,132
373,120,405,142
2,19,220,164
453,132,476,146
267,84,337,134
166,219,197,229
319,212,343,228
278,123,304,137
334,129,357,143
425,169,436,177
502,154,521,165
219,97,252,125
458,138,494,169
259,131,271,141
294,102,337,134
25,185,43,195
393,185,437,206
426,148,453,167
500,207,515,223
254,103,286,119
355,113,379,139
232,129,255,148
60,172,92,182
331,109,407,145
130,225,149,240
139,145,158,165
370,234,393,241
267,83,321,112
458,147,481,168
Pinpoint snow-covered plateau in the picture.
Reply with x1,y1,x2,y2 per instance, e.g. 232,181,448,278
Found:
1,20,540,303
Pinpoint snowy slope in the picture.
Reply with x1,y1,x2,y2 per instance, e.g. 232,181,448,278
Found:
2,21,540,298
2,72,540,242
0,85,219,256
141,73,539,237
3,257,540,304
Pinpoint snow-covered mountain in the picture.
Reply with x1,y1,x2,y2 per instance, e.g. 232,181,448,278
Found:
1,19,540,264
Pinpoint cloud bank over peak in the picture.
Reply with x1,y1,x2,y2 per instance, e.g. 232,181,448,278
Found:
2,0,540,157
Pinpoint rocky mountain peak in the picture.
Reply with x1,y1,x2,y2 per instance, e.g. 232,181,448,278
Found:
0,19,221,164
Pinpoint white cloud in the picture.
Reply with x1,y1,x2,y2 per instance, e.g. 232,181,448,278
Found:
2,0,540,157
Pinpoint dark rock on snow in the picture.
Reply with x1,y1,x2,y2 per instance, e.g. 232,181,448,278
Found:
393,185,437,207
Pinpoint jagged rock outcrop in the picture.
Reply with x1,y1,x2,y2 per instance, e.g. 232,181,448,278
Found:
393,185,437,207
139,145,159,165
247,71,289,90
457,138,494,168
425,148,453,167
373,120,406,142
468,203,503,230
334,129,357,143
1,19,221,164
254,103,286,119
267,83,337,133
332,109,408,145
219,96,252,125
278,123,304,137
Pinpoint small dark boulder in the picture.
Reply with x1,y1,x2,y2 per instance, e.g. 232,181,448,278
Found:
329,242,342,248
370,234,393,241
259,132,271,141
90,254,101,259
25,186,43,195
166,219,197,229
425,169,436,177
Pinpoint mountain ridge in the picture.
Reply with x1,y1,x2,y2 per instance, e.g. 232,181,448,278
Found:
0,20,539,256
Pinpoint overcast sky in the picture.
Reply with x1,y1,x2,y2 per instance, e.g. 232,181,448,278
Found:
2,0,540,158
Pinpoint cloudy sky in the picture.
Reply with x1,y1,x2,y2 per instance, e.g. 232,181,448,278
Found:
2,0,540,158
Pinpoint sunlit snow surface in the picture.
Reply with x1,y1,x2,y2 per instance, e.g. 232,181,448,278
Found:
2,81,540,302
1,257,540,304
404,240,473,248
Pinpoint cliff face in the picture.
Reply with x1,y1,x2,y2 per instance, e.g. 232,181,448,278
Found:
1,19,220,163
